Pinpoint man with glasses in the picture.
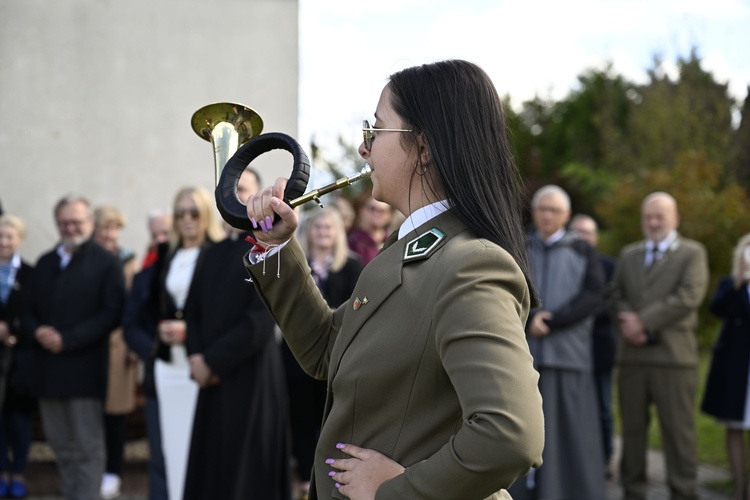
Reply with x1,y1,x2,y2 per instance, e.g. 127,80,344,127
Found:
510,185,607,500
24,195,125,500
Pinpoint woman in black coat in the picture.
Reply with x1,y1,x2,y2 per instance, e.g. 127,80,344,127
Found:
184,167,292,500
701,232,750,500
0,215,34,499
183,230,291,500
150,187,225,500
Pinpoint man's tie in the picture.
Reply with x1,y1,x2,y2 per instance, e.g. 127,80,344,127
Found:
647,245,660,268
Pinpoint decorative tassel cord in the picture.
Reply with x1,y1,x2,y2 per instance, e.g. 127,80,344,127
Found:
245,234,284,278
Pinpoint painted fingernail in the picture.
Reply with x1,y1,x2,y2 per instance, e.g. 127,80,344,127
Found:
336,443,345,449
251,217,258,228
259,220,268,233
265,215,273,230
325,459,334,464
335,482,341,488
328,471,335,477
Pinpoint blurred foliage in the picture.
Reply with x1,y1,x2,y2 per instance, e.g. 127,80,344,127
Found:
629,52,735,173
308,135,371,212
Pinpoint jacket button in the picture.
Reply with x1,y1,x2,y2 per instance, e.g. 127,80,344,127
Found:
175,311,184,319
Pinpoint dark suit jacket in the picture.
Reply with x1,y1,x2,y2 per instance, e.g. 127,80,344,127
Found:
610,234,709,366
122,265,159,397
701,278,750,420
0,260,34,397
248,210,544,500
24,239,124,399
593,253,617,373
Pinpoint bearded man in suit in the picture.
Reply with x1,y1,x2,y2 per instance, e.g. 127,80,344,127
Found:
610,192,709,500
24,195,125,500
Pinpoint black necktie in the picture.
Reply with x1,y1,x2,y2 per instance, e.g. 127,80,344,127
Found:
648,246,660,268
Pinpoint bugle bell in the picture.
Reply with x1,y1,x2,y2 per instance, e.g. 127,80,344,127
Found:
190,102,264,186
192,102,372,231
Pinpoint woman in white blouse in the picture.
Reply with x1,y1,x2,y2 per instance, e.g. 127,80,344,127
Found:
151,187,224,500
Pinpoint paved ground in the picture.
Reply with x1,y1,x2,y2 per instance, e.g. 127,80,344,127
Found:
606,437,732,500
23,437,732,499
24,440,148,500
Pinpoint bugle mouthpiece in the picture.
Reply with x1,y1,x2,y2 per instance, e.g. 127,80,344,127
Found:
288,164,372,209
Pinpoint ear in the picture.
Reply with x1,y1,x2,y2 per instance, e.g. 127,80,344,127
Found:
416,133,431,165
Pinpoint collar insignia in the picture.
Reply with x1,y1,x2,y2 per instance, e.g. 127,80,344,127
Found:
404,228,445,261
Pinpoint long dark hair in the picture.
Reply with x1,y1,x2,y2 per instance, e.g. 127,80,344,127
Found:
388,59,539,307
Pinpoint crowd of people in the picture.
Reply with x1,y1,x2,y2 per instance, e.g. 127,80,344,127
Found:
0,165,405,500
0,58,748,500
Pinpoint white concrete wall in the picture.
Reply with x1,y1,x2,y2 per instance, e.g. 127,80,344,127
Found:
0,0,298,262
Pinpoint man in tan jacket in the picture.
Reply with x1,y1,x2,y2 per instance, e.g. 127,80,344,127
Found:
610,192,709,500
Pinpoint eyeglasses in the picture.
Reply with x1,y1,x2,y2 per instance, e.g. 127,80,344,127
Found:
362,120,412,152
534,206,566,215
175,208,200,220
57,219,87,228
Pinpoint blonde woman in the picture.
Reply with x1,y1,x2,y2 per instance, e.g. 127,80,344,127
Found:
701,233,750,500
299,208,363,307
93,205,139,499
151,187,224,500
0,215,33,500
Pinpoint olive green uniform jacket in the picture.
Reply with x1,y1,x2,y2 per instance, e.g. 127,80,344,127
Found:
245,210,544,500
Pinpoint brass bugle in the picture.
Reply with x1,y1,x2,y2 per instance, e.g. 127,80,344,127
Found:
191,102,263,186
212,129,368,230
288,164,372,209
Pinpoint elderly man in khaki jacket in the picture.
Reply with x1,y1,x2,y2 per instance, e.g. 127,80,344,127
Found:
610,192,709,500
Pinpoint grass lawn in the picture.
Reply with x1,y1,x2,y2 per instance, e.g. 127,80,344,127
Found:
612,351,729,469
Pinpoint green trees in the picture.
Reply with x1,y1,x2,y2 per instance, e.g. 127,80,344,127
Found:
508,51,750,346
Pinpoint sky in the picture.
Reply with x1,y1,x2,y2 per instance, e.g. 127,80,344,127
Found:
298,0,750,174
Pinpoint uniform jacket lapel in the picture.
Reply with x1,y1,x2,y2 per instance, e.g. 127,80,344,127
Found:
327,213,458,384
632,244,648,285
329,231,407,380
644,236,682,287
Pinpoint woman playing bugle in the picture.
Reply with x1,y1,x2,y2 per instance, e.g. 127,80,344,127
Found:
244,59,544,500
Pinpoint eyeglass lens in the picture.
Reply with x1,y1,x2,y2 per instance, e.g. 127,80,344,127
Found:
175,208,200,220
362,120,373,151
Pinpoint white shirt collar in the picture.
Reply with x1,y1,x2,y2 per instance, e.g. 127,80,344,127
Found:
2,253,21,287
647,230,678,253
398,200,451,240
56,244,73,269
540,228,566,246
